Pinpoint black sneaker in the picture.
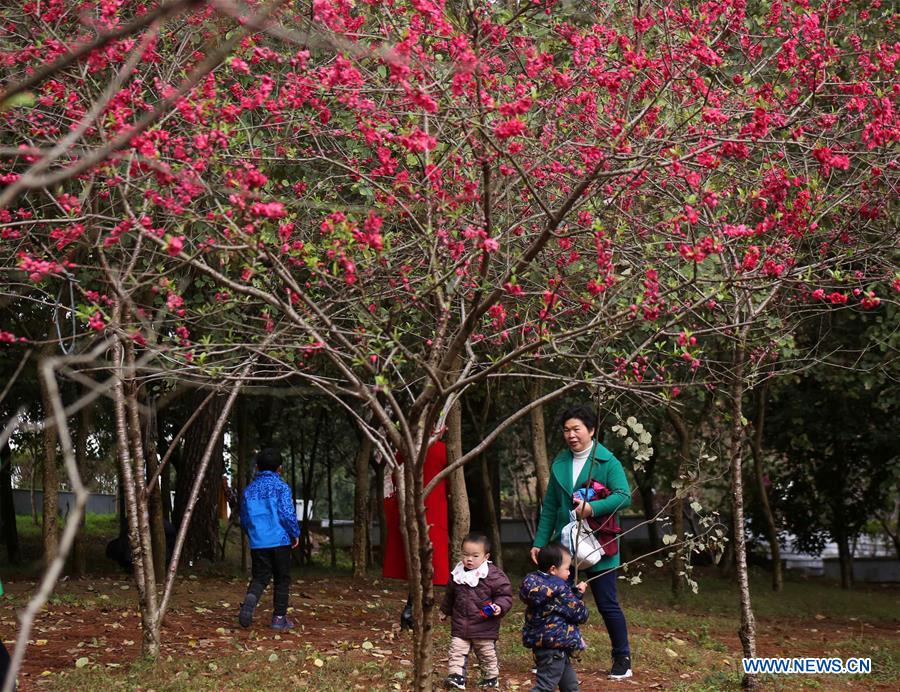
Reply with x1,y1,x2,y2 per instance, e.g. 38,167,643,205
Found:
477,678,499,688
608,655,633,679
444,673,466,689
238,593,258,628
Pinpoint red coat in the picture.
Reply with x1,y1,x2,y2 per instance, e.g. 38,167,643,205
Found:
382,442,449,586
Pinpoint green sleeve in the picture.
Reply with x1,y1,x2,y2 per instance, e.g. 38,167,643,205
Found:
589,458,632,516
533,473,561,547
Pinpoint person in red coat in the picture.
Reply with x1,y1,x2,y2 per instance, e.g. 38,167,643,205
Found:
382,440,450,627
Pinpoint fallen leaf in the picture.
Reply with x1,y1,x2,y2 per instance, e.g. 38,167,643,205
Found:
664,647,679,658
314,658,324,667
75,657,89,668
268,653,279,663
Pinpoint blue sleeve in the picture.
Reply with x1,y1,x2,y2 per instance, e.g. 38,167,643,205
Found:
239,487,250,529
278,482,300,539
550,585,589,625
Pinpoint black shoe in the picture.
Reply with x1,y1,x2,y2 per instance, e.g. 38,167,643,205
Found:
238,593,258,628
444,673,466,689
477,677,499,688
608,655,633,679
400,599,414,630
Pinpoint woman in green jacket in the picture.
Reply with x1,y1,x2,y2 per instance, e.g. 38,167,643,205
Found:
530,405,633,680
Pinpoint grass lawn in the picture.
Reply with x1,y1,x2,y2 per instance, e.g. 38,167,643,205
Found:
0,515,897,690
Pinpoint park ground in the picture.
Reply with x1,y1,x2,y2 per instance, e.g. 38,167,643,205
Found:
0,516,897,691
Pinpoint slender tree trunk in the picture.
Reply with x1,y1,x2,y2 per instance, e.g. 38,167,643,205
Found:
666,408,693,599
174,390,225,563
38,346,59,567
236,399,250,574
835,529,853,589
638,483,659,549
124,338,161,654
749,383,782,592
29,459,38,526
111,319,161,657
0,440,20,563
144,396,167,582
447,397,469,566
403,431,436,691
327,448,336,568
374,458,385,566
71,397,92,578
479,454,503,569
729,343,758,688
157,410,172,523
299,408,325,565
529,379,550,503
352,434,372,577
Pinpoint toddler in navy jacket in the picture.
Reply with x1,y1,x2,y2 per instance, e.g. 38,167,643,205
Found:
520,543,589,691
238,448,300,631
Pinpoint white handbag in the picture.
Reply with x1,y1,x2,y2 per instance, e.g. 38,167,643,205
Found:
560,509,605,569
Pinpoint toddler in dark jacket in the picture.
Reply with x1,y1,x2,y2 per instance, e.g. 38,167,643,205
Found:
520,543,589,692
439,533,513,689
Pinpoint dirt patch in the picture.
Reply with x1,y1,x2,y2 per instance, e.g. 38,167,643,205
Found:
1,575,897,690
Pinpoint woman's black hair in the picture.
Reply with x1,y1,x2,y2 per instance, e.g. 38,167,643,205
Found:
255,447,283,472
537,542,570,572
559,404,598,432
461,532,491,553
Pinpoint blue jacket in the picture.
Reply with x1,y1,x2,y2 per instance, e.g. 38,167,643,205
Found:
520,571,588,651
240,471,300,549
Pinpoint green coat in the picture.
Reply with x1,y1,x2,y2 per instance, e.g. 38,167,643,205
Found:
533,443,632,572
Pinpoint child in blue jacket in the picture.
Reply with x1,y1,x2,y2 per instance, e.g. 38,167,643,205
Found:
238,448,300,631
520,543,589,691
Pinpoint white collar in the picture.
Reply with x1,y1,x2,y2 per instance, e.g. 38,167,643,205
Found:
451,560,490,586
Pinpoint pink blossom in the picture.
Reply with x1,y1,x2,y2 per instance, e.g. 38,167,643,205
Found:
482,237,500,253
249,201,287,219
165,235,185,256
400,129,437,153
494,118,527,139
88,311,106,331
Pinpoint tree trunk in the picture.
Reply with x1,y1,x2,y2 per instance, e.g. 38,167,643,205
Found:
71,397,92,578
236,398,250,573
352,434,372,577
479,454,503,569
836,530,853,590
0,440,20,563
156,410,173,523
403,434,436,691
749,384,782,592
637,483,659,549
529,379,550,503
729,343,758,688
38,346,59,567
446,396,469,566
174,390,225,563
144,397,167,582
111,322,161,657
667,408,693,599
327,448,336,568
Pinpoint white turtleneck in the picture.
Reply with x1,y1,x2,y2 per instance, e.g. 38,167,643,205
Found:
572,447,591,489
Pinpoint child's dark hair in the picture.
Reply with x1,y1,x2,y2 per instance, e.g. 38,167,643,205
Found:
537,542,570,572
461,532,491,553
255,447,282,473
559,404,598,432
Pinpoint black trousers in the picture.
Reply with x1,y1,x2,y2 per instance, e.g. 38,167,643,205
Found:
532,648,579,692
247,546,292,616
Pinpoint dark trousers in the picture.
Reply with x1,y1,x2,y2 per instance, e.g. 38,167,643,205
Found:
247,546,292,616
0,640,13,690
587,570,630,658
531,649,579,692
